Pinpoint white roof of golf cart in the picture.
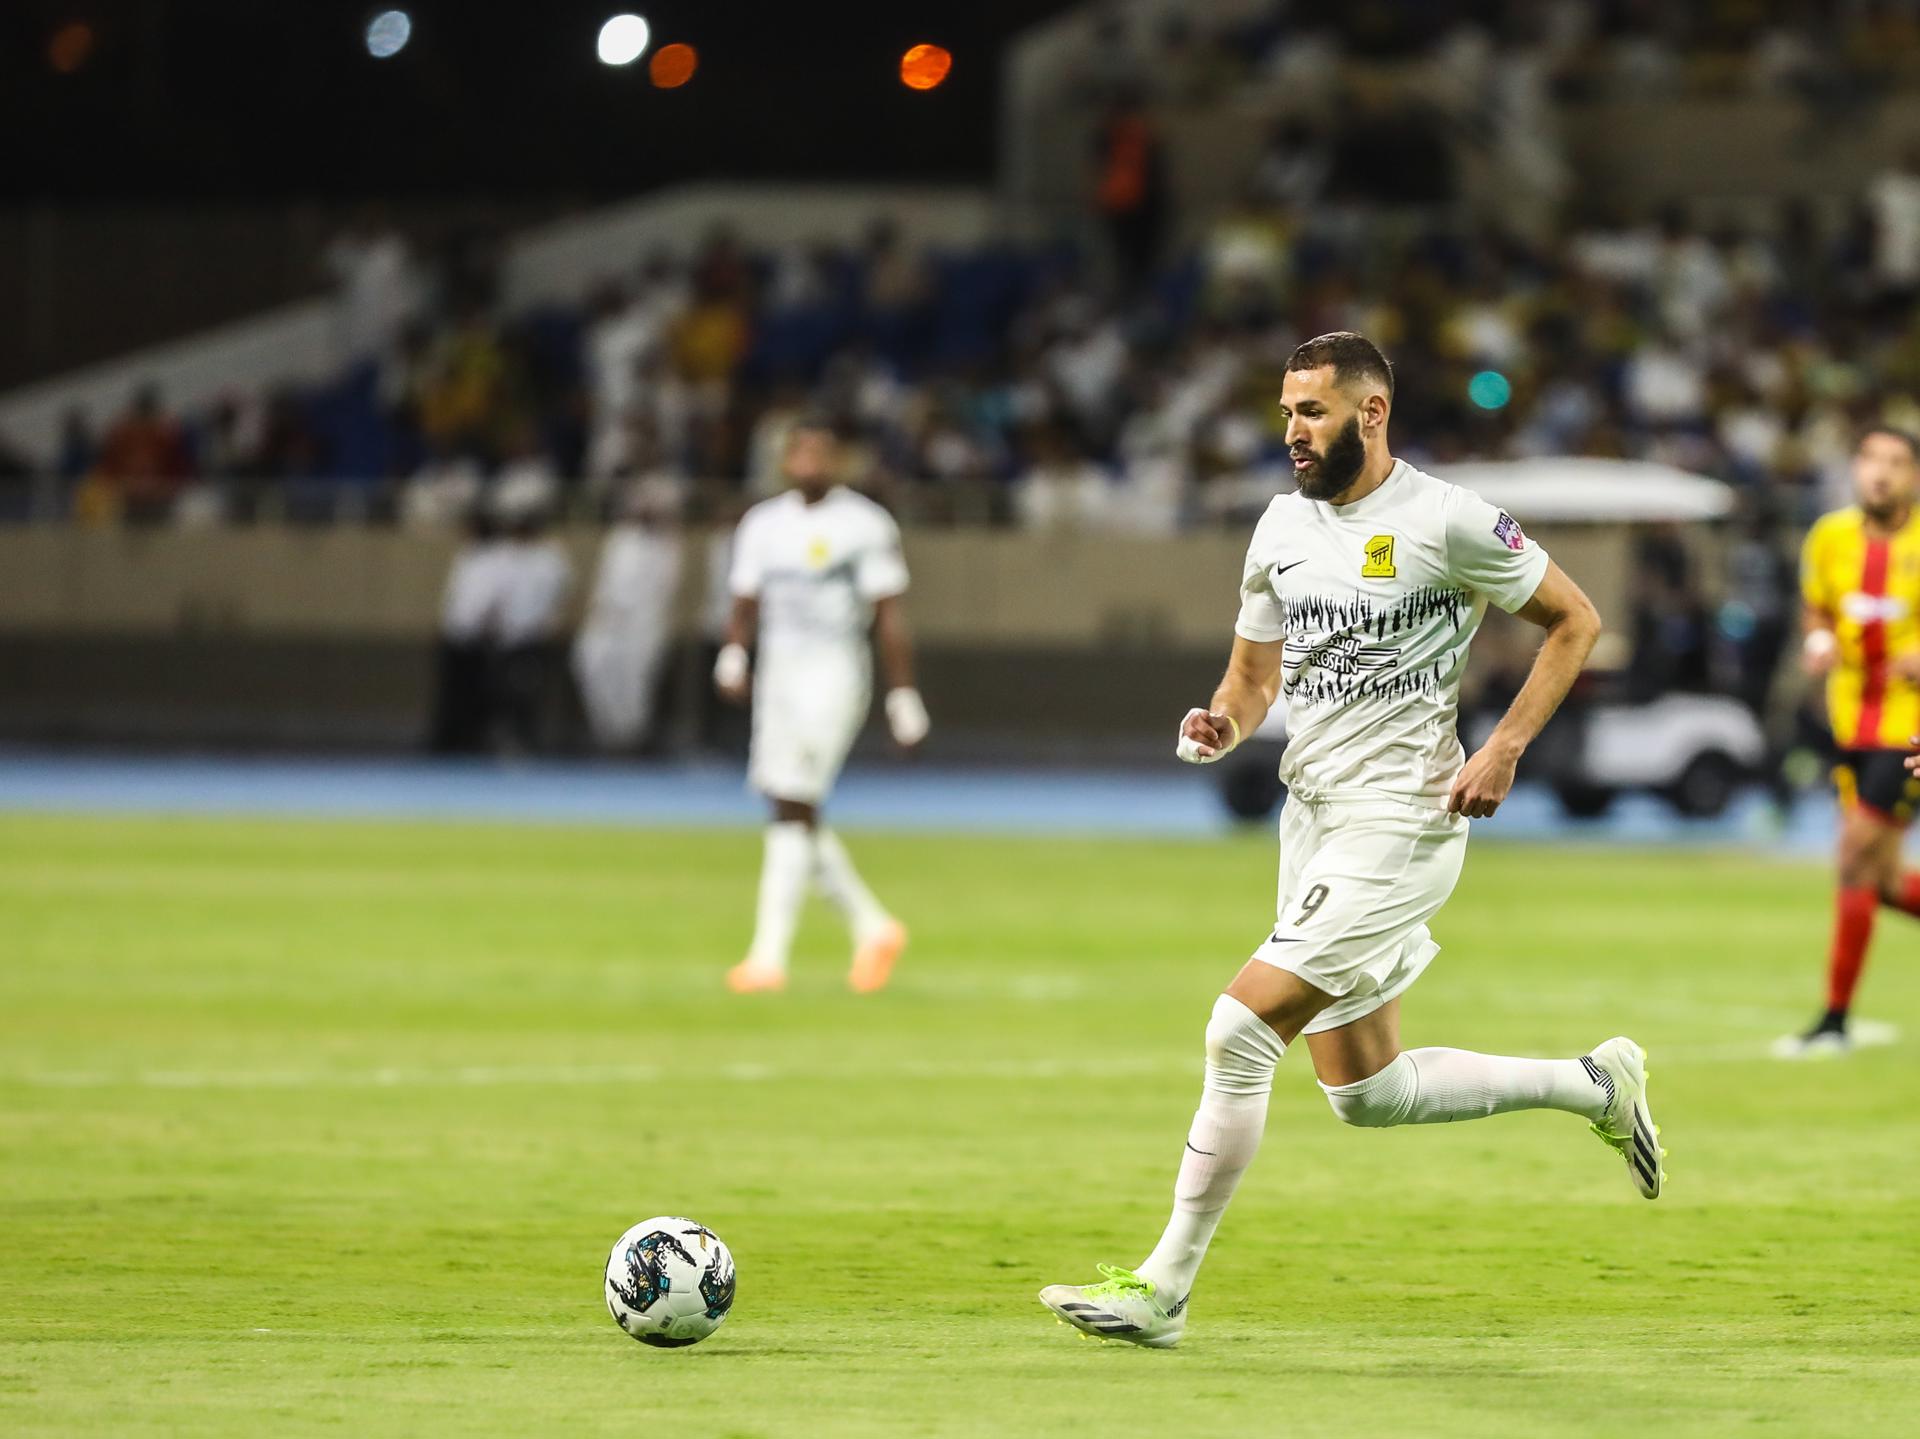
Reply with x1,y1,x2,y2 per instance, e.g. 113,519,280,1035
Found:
1432,458,1736,524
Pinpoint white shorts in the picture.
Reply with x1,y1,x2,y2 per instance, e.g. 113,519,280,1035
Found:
748,657,869,805
1252,792,1469,1035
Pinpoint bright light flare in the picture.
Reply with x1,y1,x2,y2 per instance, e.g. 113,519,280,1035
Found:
899,43,952,91
597,13,651,67
365,10,412,61
649,42,697,89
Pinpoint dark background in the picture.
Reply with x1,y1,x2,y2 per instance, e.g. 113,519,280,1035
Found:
4,0,1079,200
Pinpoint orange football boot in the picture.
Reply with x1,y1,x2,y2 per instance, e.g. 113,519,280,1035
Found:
847,919,908,994
726,961,787,995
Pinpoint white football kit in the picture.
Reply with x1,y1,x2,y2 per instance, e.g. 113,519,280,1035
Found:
728,487,909,803
1234,459,1549,1033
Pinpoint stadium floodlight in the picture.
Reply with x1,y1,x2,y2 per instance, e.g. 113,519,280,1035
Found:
365,9,412,60
899,43,953,91
649,41,698,89
597,13,651,67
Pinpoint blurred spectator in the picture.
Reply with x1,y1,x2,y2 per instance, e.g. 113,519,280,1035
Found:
861,220,932,333
324,210,416,366
491,499,573,754
1251,117,1331,211
197,394,264,482
694,496,747,752
1015,425,1112,530
56,408,95,483
428,508,507,754
1092,91,1168,293
582,263,687,487
1866,142,1920,302
670,268,751,392
251,388,325,482
418,306,516,456
573,479,684,753
401,441,486,530
75,385,193,523
494,424,562,513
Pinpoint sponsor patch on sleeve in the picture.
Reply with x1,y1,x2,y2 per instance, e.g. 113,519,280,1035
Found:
1493,511,1527,552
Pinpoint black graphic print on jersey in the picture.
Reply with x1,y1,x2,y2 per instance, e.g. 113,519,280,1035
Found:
1276,584,1471,639
1279,585,1473,706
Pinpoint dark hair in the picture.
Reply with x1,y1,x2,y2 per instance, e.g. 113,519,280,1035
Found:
1286,331,1394,399
1858,425,1920,460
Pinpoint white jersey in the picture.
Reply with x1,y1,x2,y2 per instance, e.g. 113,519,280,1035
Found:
1235,458,1549,804
728,487,908,671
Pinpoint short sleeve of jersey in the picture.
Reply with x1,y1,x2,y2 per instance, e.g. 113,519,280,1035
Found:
1234,513,1286,643
1444,486,1551,614
854,509,909,601
727,511,765,598
1799,518,1832,610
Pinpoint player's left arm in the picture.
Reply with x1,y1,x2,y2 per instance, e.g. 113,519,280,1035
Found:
871,593,929,750
1448,560,1602,818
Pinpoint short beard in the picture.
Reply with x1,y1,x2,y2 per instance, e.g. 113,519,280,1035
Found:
1295,416,1367,501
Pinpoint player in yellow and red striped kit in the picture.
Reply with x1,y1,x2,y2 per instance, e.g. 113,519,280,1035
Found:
1780,427,1920,1056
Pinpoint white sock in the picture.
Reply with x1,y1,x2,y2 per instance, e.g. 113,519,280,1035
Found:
745,822,813,972
811,827,892,942
1320,1047,1608,1128
1135,995,1286,1304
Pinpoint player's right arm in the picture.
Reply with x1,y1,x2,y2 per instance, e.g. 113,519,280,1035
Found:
715,595,757,704
714,512,760,704
1178,635,1285,762
1800,518,1838,678
1180,505,1290,763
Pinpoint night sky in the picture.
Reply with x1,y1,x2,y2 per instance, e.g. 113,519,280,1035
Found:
5,1,1081,200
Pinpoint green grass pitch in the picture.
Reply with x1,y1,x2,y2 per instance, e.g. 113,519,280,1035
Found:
3,812,1918,1436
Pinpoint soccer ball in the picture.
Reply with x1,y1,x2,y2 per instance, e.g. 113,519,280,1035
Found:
604,1217,736,1347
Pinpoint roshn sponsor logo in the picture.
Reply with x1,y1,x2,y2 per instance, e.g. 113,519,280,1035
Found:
1361,534,1396,578
1493,512,1527,552
1842,591,1910,623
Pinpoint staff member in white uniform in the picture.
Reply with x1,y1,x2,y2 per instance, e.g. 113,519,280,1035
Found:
573,480,684,753
716,417,929,995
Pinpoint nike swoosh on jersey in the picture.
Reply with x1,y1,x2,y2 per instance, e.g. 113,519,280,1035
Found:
1266,934,1304,944
1271,559,1309,579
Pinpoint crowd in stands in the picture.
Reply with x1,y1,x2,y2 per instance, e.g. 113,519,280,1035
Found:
26,137,1920,540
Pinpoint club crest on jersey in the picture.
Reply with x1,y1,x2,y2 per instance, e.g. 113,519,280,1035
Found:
806,536,831,568
1361,534,1396,579
1493,512,1526,552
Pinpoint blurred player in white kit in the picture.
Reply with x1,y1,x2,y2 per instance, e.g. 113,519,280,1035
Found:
715,417,928,994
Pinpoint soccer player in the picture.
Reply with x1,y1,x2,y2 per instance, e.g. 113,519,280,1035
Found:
1776,427,1920,1058
716,418,928,995
1040,333,1662,1348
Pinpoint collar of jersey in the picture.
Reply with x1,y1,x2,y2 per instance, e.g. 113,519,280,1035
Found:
1317,458,1407,519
